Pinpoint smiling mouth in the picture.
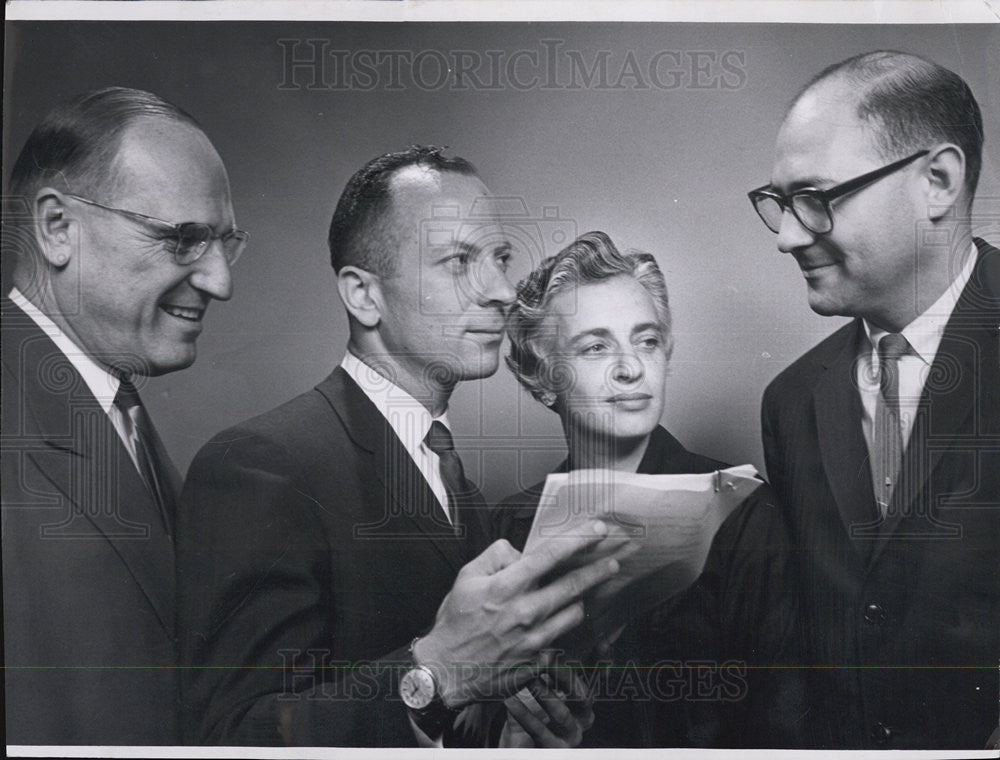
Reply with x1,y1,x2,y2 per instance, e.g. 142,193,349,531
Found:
161,304,205,322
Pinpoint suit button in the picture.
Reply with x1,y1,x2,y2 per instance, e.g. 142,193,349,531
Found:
863,603,885,624
871,722,893,746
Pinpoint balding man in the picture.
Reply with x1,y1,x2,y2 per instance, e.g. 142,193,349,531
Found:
749,51,999,749
2,87,244,744
176,147,621,747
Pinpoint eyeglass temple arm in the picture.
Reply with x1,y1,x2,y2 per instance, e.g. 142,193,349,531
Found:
747,184,774,200
817,150,930,202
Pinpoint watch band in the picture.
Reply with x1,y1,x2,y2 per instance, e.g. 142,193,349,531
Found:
400,637,461,737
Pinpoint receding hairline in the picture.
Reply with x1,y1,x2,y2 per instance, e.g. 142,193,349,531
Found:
385,164,487,204
374,165,489,263
783,51,982,204
113,117,221,170
784,74,862,126
785,51,961,143
97,117,225,205
787,51,910,112
18,112,215,202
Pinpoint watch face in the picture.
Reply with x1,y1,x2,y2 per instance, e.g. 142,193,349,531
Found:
400,667,436,710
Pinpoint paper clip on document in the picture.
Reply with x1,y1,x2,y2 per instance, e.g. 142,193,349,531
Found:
714,470,739,493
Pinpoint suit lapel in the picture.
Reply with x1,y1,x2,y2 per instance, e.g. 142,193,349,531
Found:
454,486,491,561
28,444,176,631
812,321,881,555
6,311,175,630
143,416,183,535
316,367,468,574
870,239,1000,559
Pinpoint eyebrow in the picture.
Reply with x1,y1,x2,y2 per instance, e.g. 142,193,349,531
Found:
435,239,512,262
631,322,664,337
136,213,233,236
770,176,838,193
567,327,614,347
566,321,664,346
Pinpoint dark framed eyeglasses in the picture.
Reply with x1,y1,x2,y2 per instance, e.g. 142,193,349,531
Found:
747,150,929,235
64,194,249,265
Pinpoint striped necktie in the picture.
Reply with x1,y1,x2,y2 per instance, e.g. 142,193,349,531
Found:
871,333,910,517
114,378,177,533
424,420,467,532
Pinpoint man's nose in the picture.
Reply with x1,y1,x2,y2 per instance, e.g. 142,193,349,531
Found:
776,207,816,254
474,256,516,307
188,240,233,301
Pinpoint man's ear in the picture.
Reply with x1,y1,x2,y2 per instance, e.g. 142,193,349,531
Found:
336,265,383,328
922,143,966,221
33,188,75,268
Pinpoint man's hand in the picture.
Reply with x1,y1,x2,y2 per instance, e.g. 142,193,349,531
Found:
500,667,595,748
415,519,625,708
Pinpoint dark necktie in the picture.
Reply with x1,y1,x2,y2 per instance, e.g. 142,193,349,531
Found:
114,379,178,534
871,333,910,516
424,420,467,532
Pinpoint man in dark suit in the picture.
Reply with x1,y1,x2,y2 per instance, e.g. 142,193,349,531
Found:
2,87,244,744
749,51,999,748
176,147,622,747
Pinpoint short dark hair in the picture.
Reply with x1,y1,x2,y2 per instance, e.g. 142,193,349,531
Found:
7,86,202,203
327,146,477,276
506,230,674,404
797,50,983,199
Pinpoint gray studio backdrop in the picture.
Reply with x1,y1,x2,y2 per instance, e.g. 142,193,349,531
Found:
4,22,998,503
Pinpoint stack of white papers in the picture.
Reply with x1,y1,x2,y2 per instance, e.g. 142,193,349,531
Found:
523,465,763,645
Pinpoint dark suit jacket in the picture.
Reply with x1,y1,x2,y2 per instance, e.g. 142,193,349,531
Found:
492,426,803,747
1,298,180,745
761,238,1000,748
176,366,491,745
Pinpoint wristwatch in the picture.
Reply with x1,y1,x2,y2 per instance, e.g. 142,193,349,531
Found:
399,637,460,737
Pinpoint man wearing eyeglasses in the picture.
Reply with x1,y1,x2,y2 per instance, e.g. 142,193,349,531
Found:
2,87,244,745
749,51,998,749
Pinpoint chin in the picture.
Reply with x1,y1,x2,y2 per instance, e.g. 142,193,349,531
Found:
145,348,197,376
806,291,847,318
613,422,658,443
463,354,501,380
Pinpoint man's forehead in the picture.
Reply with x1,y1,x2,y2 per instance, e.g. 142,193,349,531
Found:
114,118,218,172
108,118,231,217
388,169,499,232
772,82,879,184
388,164,445,193
786,80,858,127
389,168,488,206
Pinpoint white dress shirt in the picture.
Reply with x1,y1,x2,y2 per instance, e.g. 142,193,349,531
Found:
9,287,140,471
341,351,454,524
340,351,459,747
856,243,977,453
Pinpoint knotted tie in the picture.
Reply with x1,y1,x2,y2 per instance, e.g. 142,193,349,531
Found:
424,420,468,530
114,378,177,533
871,333,910,516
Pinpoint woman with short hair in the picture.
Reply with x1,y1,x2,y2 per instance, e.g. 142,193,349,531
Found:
492,231,801,748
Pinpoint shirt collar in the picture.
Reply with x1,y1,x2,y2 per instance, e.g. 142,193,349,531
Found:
9,287,121,412
340,351,450,449
864,241,977,365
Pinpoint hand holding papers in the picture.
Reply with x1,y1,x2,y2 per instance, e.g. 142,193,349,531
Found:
522,465,763,650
